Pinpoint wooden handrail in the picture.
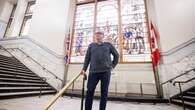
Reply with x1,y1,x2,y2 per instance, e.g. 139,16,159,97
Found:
44,73,82,110
161,68,195,85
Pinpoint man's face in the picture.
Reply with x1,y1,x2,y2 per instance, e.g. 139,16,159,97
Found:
95,33,104,42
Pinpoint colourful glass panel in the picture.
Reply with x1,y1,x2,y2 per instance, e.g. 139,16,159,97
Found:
71,3,95,63
121,0,151,62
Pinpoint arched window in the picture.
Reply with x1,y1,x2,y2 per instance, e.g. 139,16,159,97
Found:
70,0,151,63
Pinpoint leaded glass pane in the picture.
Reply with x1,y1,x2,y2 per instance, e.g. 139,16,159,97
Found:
121,0,151,62
71,3,95,63
96,0,119,51
70,0,151,63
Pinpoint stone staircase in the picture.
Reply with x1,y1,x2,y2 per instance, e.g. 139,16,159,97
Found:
171,86,195,109
0,54,56,99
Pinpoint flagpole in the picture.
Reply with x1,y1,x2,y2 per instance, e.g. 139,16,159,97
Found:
149,22,162,98
144,0,162,98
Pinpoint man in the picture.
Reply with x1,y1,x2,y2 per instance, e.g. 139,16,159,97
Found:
80,32,119,110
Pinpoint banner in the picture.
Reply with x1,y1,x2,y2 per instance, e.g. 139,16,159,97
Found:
150,22,160,66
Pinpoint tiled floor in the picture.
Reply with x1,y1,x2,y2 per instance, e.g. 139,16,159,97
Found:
0,95,183,110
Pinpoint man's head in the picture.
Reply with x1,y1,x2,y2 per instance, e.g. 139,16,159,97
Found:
95,32,104,42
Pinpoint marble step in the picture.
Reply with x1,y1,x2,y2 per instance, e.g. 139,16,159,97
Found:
0,64,31,72
0,66,34,74
0,69,37,77
0,73,41,80
0,82,48,87
0,90,56,99
0,77,45,83
171,99,195,109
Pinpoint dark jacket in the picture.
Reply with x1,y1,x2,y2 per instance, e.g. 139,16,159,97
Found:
82,42,119,73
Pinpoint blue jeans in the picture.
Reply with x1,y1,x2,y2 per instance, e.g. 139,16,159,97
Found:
85,71,111,110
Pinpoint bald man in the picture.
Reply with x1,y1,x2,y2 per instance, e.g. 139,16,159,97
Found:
80,32,119,110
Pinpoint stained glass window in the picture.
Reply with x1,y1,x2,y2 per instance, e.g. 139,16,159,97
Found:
96,0,119,51
121,0,151,62
70,3,95,63
71,0,151,63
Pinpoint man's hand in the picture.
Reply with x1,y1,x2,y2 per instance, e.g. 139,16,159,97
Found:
80,69,86,75
80,69,87,80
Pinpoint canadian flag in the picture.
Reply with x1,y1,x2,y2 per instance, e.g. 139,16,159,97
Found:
150,22,160,66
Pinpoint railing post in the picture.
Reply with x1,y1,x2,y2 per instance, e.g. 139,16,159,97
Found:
115,81,117,96
159,84,164,98
178,82,185,110
81,74,87,110
71,81,75,98
39,86,42,98
140,83,143,96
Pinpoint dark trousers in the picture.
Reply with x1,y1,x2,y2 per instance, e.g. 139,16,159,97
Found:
85,71,111,110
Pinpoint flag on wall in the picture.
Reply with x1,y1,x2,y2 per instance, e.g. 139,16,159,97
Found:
150,22,160,66
64,29,71,64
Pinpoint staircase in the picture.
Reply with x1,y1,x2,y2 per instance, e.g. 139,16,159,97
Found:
170,86,195,109
0,54,56,99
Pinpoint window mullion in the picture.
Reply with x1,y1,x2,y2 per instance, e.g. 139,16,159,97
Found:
69,5,78,63
117,0,123,63
93,0,98,42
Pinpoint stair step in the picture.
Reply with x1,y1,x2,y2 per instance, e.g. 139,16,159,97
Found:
0,86,52,90
174,95,195,103
0,64,31,72
0,82,48,87
183,96,195,102
0,54,13,57
0,60,26,67
0,90,56,98
0,59,18,63
0,77,45,83
0,54,12,57
0,87,53,93
171,99,195,109
0,55,16,61
189,88,195,92
186,92,195,97
0,61,28,69
0,69,37,77
0,73,41,80
0,66,34,74
0,58,21,64
0,54,56,100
